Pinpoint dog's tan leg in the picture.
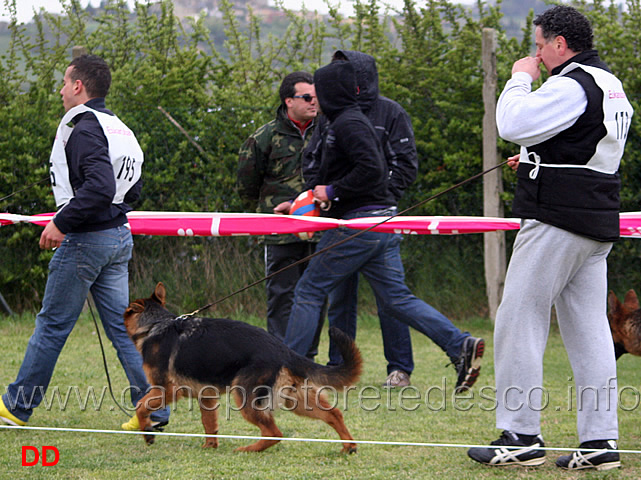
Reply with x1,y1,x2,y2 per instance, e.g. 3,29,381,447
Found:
198,394,219,448
292,387,357,454
136,386,167,446
235,409,283,452
232,391,283,452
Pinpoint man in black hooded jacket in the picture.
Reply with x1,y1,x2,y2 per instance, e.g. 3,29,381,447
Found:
304,50,417,387
284,60,484,394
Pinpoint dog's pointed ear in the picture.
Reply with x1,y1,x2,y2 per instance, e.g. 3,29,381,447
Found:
126,302,145,315
152,282,166,306
623,289,639,310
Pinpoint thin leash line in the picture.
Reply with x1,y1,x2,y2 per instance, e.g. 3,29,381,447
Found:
1,425,638,454
86,295,134,419
183,159,510,316
0,176,50,205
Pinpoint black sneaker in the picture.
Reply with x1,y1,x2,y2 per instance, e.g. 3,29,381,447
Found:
468,430,546,466
454,336,484,392
555,440,620,471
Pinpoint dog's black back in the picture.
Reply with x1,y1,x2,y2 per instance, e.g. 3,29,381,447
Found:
126,285,361,391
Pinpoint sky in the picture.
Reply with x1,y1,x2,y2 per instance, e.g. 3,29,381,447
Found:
2,0,476,24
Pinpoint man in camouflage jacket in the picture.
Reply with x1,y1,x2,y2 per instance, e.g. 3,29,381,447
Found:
237,71,323,356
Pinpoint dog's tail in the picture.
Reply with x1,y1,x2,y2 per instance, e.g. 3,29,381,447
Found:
297,327,362,388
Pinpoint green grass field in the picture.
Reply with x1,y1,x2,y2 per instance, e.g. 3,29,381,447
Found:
1,313,640,479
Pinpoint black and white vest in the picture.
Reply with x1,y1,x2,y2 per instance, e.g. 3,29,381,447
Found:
49,103,144,210
514,59,633,242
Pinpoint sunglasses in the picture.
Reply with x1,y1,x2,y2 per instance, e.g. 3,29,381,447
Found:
292,94,316,103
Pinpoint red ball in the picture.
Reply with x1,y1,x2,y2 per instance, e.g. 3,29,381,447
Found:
290,190,320,217
289,190,319,240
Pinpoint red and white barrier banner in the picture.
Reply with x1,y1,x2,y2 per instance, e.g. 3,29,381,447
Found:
619,212,641,238
2,211,641,238
0,212,54,227
341,215,521,235
0,212,342,236
128,211,341,237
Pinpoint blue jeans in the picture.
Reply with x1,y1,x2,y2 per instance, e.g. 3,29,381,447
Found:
327,273,415,375
3,226,169,424
284,211,468,363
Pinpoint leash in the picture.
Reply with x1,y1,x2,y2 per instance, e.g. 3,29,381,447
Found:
86,295,133,418
180,159,510,317
0,176,50,205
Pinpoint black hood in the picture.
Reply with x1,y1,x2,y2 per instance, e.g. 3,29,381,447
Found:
334,50,379,112
313,61,359,122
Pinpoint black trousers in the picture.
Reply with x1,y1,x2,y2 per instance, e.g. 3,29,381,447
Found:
265,242,325,358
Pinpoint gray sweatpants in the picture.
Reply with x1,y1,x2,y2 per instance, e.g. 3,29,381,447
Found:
494,220,618,443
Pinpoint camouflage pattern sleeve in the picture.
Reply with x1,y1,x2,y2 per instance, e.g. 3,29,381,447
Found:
237,126,270,213
236,110,317,244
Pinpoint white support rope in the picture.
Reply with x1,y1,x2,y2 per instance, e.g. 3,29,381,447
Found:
2,425,641,454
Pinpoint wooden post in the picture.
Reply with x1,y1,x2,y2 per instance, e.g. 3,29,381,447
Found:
0,291,13,316
72,46,88,58
482,28,505,322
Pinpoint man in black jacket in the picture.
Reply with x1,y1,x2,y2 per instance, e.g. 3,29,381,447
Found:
304,50,417,387
0,55,169,431
284,60,484,394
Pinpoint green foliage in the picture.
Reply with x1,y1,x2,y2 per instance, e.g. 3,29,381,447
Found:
1,0,640,314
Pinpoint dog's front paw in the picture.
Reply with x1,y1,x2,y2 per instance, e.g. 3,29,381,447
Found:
342,444,357,454
143,428,156,445
202,439,219,448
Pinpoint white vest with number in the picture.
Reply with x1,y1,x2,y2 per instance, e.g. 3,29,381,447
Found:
49,103,144,209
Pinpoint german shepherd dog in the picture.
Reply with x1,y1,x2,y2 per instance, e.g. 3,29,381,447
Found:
124,283,362,453
608,289,641,359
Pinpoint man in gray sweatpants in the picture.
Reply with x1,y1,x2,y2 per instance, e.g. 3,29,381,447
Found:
467,5,633,471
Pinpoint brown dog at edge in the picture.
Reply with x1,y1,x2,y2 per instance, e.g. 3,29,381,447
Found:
608,289,641,359
124,282,362,453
